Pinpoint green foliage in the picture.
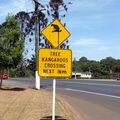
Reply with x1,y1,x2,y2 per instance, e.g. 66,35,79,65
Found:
0,16,24,70
9,68,34,77
73,56,120,79
24,69,34,77
26,55,35,76
9,69,17,77
100,57,116,73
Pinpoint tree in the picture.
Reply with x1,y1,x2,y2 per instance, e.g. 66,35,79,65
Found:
48,0,72,49
100,57,116,73
74,56,120,79
79,56,88,62
0,16,24,69
77,57,89,72
76,57,104,78
27,55,36,76
0,16,24,86
89,61,101,78
15,6,49,54
114,59,120,73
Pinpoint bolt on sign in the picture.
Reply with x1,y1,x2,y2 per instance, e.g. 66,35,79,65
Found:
38,49,72,78
41,19,71,48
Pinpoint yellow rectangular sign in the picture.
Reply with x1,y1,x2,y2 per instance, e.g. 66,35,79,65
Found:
38,49,72,78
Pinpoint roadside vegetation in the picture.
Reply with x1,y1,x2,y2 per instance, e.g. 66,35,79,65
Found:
73,56,120,79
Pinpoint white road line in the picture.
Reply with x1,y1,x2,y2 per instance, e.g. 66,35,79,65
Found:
65,88,120,99
58,81,120,87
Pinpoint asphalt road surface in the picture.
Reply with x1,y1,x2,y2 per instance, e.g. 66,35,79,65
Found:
3,78,120,120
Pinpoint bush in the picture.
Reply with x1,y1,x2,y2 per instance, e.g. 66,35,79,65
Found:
9,69,17,77
24,69,34,77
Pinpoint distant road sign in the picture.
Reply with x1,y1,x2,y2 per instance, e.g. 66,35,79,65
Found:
38,49,72,78
41,19,71,48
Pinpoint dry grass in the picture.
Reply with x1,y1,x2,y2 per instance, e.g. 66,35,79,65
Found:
0,86,71,120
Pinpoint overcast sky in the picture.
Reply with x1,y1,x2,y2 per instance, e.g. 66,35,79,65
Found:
0,0,120,61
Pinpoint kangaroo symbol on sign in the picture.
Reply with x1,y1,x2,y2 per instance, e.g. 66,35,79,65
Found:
51,24,62,32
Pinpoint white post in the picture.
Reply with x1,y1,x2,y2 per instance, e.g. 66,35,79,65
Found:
52,78,56,120
75,73,77,79
35,71,40,89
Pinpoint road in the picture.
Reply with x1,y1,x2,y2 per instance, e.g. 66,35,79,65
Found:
3,78,120,120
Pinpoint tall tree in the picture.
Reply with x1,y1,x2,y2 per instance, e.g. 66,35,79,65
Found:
0,16,24,87
0,16,24,69
26,55,36,75
100,57,116,73
48,0,72,49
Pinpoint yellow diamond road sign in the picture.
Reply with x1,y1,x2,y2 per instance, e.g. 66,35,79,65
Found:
38,48,72,78
41,19,71,48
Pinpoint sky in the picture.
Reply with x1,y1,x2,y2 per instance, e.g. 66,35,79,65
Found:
0,0,120,61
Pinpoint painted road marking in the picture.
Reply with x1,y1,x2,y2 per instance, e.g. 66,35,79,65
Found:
58,81,120,87
65,88,120,99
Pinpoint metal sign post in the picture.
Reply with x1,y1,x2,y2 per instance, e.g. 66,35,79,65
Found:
52,78,56,120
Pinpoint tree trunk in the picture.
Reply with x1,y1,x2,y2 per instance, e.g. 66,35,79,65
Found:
0,78,3,88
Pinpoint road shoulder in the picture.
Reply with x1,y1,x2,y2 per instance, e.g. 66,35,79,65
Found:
0,85,84,120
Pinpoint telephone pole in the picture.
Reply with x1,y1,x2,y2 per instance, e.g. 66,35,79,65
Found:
34,0,40,89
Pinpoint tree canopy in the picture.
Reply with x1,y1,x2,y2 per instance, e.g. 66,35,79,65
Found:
73,56,120,79
0,16,24,70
